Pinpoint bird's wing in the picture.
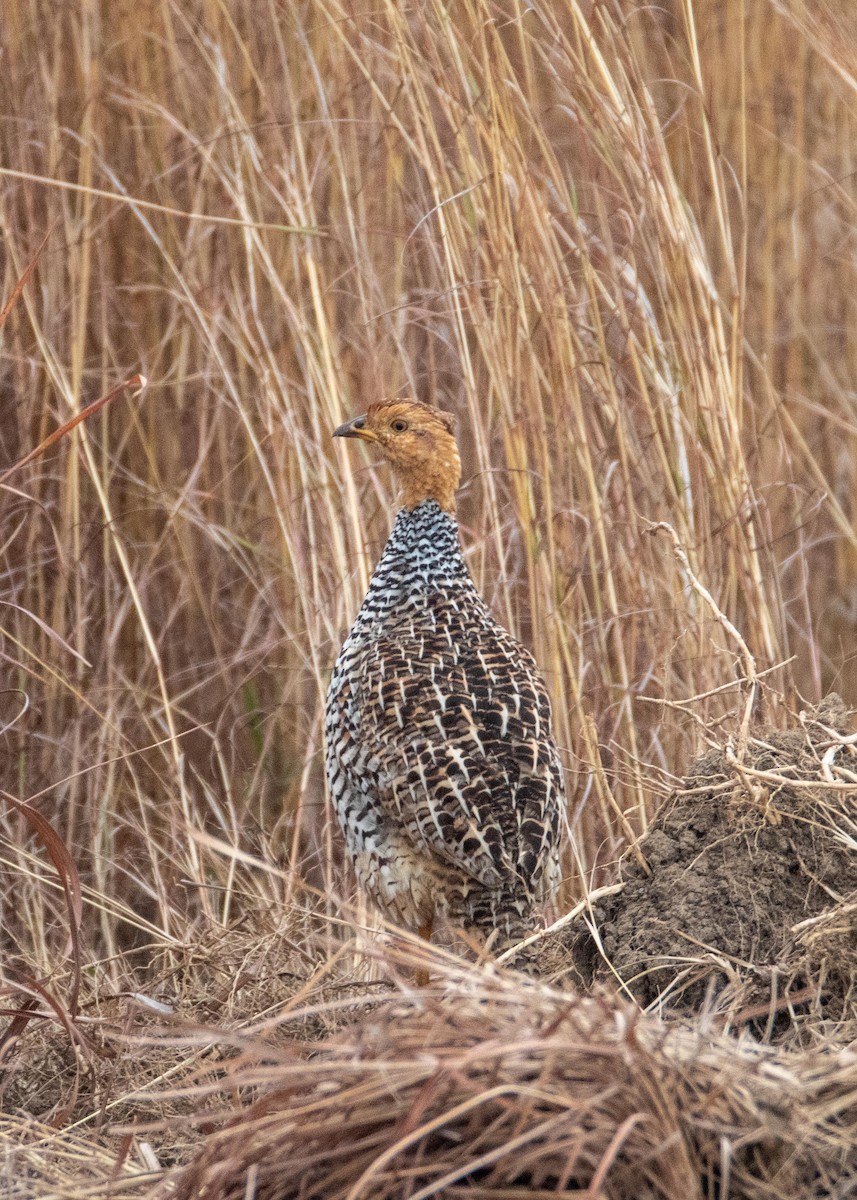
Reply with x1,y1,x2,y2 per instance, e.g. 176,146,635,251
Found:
354,598,563,890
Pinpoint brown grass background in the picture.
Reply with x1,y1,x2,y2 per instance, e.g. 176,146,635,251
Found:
2,0,857,1191
5,0,857,944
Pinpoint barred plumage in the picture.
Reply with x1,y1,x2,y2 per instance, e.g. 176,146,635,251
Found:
325,400,564,949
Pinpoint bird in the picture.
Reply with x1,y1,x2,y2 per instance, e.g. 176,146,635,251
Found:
324,399,564,958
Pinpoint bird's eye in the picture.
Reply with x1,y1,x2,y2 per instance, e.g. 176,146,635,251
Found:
391,419,408,433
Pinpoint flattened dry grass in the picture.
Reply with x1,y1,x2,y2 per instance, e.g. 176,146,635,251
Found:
5,954,857,1198
3,0,857,1195
162,971,857,1200
6,925,843,1200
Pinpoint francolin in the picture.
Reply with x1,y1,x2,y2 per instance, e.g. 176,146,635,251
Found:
325,400,564,958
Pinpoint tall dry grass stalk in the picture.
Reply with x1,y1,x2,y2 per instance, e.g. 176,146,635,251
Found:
1,0,856,988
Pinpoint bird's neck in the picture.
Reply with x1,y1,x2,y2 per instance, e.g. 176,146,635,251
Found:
363,501,470,614
394,444,461,513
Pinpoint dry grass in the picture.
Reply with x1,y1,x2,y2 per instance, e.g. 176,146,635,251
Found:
3,0,857,1195
161,966,857,1200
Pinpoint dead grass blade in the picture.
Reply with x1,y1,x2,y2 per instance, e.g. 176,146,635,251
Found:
0,791,84,1015
0,221,54,331
0,373,147,487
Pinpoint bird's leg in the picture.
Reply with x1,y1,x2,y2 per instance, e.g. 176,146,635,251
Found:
415,910,434,987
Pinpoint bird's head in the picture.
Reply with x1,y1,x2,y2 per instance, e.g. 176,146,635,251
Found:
333,399,461,513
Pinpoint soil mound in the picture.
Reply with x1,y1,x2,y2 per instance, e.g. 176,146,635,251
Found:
566,695,857,1032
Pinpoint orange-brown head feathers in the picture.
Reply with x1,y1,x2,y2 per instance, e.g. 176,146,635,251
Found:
333,399,461,513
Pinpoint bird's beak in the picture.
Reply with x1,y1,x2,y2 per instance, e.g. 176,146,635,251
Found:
332,414,376,441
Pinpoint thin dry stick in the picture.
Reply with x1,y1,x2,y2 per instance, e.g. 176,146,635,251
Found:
649,522,759,760
0,167,323,235
494,883,625,965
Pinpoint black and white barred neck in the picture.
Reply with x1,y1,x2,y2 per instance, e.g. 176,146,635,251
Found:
351,500,473,627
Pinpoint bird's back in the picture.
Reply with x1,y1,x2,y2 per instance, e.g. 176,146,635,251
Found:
325,501,564,940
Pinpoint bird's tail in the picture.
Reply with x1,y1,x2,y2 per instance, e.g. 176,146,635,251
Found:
464,893,548,974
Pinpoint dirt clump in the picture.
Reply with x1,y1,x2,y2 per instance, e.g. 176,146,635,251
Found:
564,695,857,1032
